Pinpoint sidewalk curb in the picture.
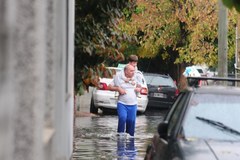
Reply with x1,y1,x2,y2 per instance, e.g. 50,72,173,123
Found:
75,111,99,117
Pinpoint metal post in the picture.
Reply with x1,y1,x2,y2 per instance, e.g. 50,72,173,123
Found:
218,0,228,80
235,26,237,86
236,14,240,86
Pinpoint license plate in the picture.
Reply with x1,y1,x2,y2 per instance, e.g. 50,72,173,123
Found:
153,93,166,98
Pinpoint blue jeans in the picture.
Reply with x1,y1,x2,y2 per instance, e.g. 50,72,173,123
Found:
117,102,137,136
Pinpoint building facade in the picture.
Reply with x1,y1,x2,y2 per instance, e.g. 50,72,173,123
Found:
0,0,75,159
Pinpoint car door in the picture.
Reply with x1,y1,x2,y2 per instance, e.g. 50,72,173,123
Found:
165,92,190,160
153,92,190,160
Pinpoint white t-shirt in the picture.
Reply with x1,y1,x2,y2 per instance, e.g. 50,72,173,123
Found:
111,72,138,105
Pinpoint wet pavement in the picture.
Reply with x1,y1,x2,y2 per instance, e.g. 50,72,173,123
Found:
72,110,167,160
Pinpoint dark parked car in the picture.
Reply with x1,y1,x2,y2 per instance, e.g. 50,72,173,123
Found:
145,77,240,160
143,73,179,109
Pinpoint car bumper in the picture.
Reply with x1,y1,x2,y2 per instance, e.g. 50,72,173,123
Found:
93,89,148,113
93,90,118,109
137,96,148,113
147,98,175,108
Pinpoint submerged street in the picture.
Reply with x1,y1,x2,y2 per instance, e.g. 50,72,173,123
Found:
72,110,167,159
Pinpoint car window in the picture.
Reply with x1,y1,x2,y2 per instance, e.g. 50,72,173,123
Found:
196,69,203,74
144,75,174,87
182,93,240,141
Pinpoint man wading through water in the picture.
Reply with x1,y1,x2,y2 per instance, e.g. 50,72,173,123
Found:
108,64,141,136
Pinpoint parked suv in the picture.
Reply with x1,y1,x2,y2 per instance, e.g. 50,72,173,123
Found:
91,67,148,114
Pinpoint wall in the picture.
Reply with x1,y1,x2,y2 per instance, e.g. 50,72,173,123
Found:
0,0,74,160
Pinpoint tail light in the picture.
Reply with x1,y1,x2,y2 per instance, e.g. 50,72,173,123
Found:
140,87,148,95
198,80,207,86
174,80,177,85
198,80,202,86
175,89,179,96
174,80,179,96
98,82,108,90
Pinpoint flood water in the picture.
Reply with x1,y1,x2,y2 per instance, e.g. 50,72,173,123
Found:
72,110,167,160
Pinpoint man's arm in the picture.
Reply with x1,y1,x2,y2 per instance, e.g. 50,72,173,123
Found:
108,75,126,95
108,84,126,95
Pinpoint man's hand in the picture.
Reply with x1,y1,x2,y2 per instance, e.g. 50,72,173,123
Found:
108,84,126,95
134,87,141,93
118,87,126,95
134,84,142,92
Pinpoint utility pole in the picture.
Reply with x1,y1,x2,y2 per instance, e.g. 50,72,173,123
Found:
218,0,228,78
236,14,240,85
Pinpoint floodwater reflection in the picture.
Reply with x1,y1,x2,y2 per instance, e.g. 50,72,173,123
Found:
117,135,136,160
72,110,166,159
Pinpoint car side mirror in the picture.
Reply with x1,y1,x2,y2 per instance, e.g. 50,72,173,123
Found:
157,121,168,139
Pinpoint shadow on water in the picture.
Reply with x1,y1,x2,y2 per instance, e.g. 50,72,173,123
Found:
72,109,167,159
144,108,169,116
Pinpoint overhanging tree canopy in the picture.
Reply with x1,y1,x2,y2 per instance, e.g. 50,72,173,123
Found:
75,0,238,94
75,0,137,94
222,0,240,12
119,0,236,67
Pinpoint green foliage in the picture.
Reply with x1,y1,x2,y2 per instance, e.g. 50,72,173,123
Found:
222,0,240,12
123,8,132,21
119,0,237,71
134,4,146,14
75,0,238,95
75,0,137,94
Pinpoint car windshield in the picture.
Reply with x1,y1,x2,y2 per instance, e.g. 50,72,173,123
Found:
182,93,240,141
144,75,174,87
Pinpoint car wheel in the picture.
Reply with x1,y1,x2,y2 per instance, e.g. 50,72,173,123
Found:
137,110,144,115
90,98,98,114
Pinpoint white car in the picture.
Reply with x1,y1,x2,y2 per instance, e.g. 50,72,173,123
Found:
183,65,207,77
90,67,149,114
